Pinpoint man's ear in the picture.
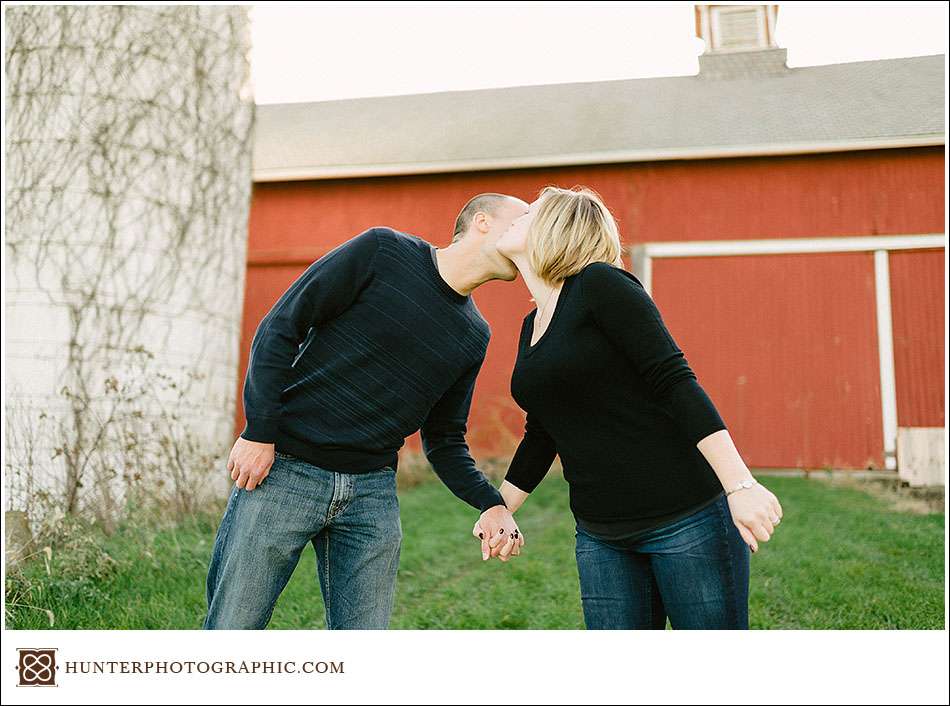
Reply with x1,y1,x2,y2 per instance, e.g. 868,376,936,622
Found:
471,211,492,233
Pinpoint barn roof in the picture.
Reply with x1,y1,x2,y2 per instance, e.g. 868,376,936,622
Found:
253,52,945,181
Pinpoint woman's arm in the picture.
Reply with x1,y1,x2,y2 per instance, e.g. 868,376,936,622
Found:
503,411,557,501
697,429,784,552
696,427,756,489
499,480,530,513
581,262,784,550
579,262,728,446
472,411,556,559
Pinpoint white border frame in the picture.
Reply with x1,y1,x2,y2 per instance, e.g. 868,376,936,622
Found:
629,233,947,471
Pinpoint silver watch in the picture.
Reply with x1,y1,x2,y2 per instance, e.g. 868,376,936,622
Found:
726,478,758,496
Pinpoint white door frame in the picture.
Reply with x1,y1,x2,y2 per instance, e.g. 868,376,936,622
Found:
628,233,946,470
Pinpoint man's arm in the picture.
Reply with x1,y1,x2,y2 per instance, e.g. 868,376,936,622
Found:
240,227,380,442
474,408,553,560
419,356,506,513
421,355,525,561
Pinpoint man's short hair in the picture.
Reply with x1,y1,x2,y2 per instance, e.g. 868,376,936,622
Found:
452,193,512,243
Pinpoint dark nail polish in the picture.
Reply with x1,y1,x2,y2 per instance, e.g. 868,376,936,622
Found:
499,529,505,534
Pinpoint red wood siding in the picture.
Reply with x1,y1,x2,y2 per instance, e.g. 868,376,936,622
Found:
240,146,944,469
888,248,946,427
652,252,884,470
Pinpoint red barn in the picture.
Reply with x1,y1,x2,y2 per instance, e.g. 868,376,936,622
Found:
243,9,945,476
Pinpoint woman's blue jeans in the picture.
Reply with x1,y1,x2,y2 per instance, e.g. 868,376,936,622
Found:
202,451,402,630
574,493,750,629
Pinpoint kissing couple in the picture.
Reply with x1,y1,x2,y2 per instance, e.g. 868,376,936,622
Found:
202,185,783,630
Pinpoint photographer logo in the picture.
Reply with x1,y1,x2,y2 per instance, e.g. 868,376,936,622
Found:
16,648,57,687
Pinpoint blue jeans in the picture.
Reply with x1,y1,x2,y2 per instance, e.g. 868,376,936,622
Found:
202,451,402,629
574,493,750,629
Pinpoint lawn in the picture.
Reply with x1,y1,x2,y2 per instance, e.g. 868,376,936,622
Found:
5,475,945,629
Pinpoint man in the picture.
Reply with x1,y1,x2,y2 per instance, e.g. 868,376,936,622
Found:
203,193,531,629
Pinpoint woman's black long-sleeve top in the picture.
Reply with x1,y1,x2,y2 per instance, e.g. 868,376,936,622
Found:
504,261,728,528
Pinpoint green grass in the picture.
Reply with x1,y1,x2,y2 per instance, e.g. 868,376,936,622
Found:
5,476,944,629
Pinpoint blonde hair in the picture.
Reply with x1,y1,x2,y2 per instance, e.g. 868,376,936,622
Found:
526,185,623,284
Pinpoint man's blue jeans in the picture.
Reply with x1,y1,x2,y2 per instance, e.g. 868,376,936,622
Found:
574,493,750,629
203,451,402,629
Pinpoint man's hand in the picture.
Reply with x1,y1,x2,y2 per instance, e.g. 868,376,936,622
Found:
228,437,275,491
472,505,524,562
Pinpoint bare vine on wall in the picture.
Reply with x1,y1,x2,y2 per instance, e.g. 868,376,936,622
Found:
4,5,255,532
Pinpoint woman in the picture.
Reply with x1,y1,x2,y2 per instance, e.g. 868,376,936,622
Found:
475,185,783,629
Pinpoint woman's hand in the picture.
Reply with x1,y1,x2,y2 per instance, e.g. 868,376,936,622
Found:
471,481,531,562
694,431,784,553
726,482,783,553
472,517,524,561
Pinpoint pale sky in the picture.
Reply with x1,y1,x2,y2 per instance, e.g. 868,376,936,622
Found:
249,2,948,104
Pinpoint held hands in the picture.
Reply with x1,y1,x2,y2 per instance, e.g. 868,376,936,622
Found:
472,505,525,562
727,480,784,553
228,436,275,491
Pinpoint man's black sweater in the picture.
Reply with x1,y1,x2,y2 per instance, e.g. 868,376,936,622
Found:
240,226,505,513
504,261,728,526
